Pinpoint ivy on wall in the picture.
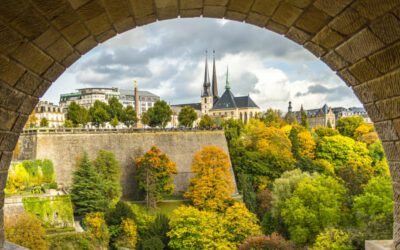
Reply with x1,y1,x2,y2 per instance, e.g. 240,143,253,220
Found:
22,195,74,228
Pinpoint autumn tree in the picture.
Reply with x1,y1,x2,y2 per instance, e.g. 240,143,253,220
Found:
336,160,374,195
114,218,138,249
354,123,375,141
145,100,172,128
298,131,316,159
136,146,177,209
281,175,346,246
184,146,234,211
336,116,364,138
314,127,339,137
26,109,38,128
84,212,110,247
239,234,293,250
199,114,214,128
5,214,48,250
261,109,285,128
313,228,353,250
178,106,198,128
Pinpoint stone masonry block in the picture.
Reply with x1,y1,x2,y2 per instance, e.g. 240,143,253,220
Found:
31,0,67,19
246,12,269,27
180,9,202,18
75,36,98,54
364,103,383,122
180,0,203,9
43,62,65,82
285,26,310,45
304,41,326,58
61,21,89,45
76,0,104,21
382,141,400,161
367,69,400,100
266,20,288,35
353,83,377,104
376,96,400,120
0,0,29,22
374,120,399,141
287,0,313,9
272,2,303,28
62,51,80,67
46,37,74,62
10,7,49,40
322,51,349,71
352,0,399,20
329,7,367,36
68,0,90,9
204,0,228,6
0,191,4,209
311,26,344,49
203,5,226,18
295,5,330,33
85,13,113,36
51,5,80,29
0,152,12,172
12,114,28,133
370,13,400,44
103,0,131,23
11,42,53,75
0,23,23,55
33,80,52,98
114,17,136,33
0,171,8,190
0,56,25,87
18,96,39,115
0,132,19,152
14,71,42,96
96,29,117,43
389,161,400,182
135,15,157,26
251,0,280,16
369,41,400,74
336,28,384,64
33,27,61,50
155,0,179,20
0,109,17,131
395,6,400,19
337,69,360,87
0,83,26,112
393,182,400,203
225,11,246,22
228,0,254,13
314,0,352,16
129,0,156,19
393,120,400,142
349,58,381,83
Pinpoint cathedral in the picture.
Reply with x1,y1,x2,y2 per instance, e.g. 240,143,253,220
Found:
200,51,260,123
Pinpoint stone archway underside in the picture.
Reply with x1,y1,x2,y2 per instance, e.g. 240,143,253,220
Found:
1,0,400,247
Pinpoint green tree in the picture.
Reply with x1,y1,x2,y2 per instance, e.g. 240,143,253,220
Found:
89,100,110,128
336,160,373,196
93,150,122,202
239,174,257,214
336,116,364,138
327,119,332,128
313,228,353,250
66,101,90,127
314,127,339,137
281,175,346,246
136,146,177,209
107,97,124,120
110,116,119,128
289,127,299,159
146,100,172,128
141,111,151,126
63,119,74,128
71,152,109,215
300,109,309,130
199,114,214,128
40,117,49,127
222,118,244,143
167,206,233,249
178,106,198,128
121,105,138,128
262,109,285,128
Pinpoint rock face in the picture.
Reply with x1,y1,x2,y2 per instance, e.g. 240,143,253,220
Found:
17,130,237,198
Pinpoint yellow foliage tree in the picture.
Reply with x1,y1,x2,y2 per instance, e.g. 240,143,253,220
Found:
224,203,262,245
5,214,48,250
25,109,38,129
115,218,138,248
354,124,375,141
184,146,234,211
298,131,316,159
84,212,110,246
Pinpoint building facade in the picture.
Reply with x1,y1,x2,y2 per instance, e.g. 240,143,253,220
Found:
35,101,65,128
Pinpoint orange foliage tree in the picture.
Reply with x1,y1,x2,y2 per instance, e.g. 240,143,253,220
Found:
136,146,177,209
184,146,234,211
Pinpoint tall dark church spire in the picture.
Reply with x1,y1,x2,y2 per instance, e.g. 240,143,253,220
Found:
212,50,218,98
202,50,211,97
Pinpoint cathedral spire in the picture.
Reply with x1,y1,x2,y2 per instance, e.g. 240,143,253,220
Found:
212,50,218,97
225,66,231,90
202,50,211,97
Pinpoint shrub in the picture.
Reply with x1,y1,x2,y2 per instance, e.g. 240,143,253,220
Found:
45,231,100,250
114,218,137,248
83,212,110,246
313,228,353,250
238,233,293,250
141,236,165,250
105,201,136,227
147,213,170,247
5,213,48,250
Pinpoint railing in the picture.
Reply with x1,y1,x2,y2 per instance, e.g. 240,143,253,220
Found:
21,127,223,134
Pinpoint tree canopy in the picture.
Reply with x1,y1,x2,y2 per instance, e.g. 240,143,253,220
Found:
178,106,198,128
336,116,364,138
145,100,172,128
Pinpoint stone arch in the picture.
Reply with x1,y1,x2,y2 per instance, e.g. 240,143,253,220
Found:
0,0,400,246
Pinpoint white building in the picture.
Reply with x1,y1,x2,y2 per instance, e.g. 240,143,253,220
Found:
35,101,65,128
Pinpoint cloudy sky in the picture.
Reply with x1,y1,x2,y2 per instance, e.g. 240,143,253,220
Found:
43,17,361,112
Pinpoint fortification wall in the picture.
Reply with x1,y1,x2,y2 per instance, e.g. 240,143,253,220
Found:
18,130,237,198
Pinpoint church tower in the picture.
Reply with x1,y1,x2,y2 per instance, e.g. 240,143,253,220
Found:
201,51,213,114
